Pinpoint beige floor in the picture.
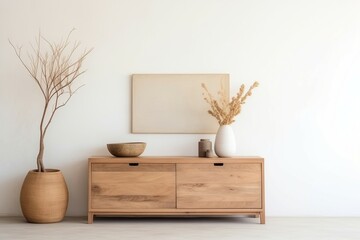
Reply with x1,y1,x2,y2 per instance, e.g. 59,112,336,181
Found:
0,216,359,240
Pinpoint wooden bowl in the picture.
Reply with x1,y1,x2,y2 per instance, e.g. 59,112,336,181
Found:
107,142,146,157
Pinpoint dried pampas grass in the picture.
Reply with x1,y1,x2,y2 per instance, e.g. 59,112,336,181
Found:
202,81,259,126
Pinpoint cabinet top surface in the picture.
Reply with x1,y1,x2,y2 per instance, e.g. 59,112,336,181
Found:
88,156,264,164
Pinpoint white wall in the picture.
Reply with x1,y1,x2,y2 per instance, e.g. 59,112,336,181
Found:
1,0,360,217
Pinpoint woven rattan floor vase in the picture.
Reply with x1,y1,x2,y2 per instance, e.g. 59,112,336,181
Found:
20,169,69,223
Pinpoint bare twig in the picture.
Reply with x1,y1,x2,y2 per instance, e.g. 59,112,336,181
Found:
9,31,92,172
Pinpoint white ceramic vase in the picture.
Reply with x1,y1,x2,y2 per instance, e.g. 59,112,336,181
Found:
214,125,236,157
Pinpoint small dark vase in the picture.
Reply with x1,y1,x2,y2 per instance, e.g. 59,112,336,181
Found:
198,139,213,157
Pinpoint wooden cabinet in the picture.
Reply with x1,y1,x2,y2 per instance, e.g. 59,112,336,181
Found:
88,157,265,224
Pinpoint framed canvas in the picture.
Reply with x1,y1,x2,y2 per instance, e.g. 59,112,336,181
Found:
132,74,229,133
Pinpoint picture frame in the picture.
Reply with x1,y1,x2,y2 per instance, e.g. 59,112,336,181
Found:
132,74,229,133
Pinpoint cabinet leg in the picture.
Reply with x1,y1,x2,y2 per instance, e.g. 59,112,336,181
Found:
88,212,93,224
260,212,265,224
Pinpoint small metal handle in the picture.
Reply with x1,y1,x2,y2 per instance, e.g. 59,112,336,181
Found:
214,163,224,166
129,163,139,166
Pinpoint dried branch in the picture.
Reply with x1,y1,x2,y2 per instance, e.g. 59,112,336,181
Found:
9,31,92,172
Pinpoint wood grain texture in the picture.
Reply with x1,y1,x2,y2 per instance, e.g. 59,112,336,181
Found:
87,157,265,224
177,163,262,209
261,160,265,224
88,212,93,224
260,211,265,224
93,212,260,216
88,162,92,223
92,163,174,172
90,208,264,213
91,164,175,209
89,156,264,164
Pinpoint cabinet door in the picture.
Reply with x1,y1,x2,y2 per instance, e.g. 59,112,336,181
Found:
177,163,261,209
91,163,175,209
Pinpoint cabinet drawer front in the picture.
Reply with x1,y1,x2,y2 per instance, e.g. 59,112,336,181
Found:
177,163,262,209
91,163,175,209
